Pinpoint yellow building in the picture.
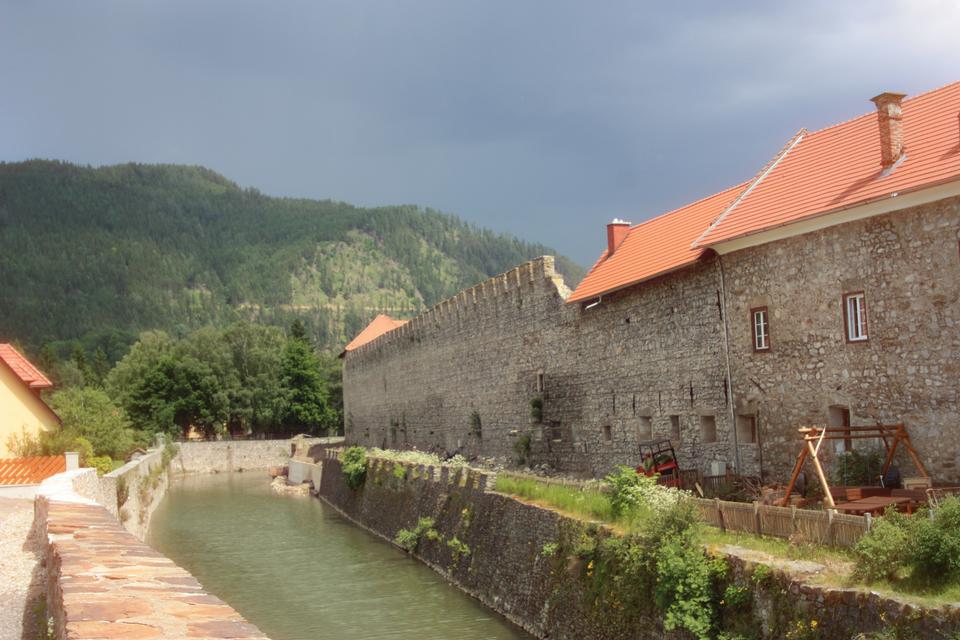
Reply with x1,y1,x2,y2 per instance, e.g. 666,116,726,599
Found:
0,344,60,458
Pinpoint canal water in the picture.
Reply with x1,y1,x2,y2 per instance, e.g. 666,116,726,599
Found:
149,472,531,640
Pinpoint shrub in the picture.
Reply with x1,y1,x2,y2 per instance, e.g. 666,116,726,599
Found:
447,535,470,557
116,476,129,511
89,455,114,476
654,534,718,640
833,449,883,487
530,397,543,422
392,463,407,480
341,446,368,490
853,507,914,582
513,434,532,465
394,516,438,552
913,497,960,586
541,542,559,558
469,411,482,437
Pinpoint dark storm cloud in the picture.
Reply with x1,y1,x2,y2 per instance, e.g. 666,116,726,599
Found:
3,1,958,264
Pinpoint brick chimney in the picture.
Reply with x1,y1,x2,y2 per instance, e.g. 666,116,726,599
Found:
870,92,907,169
606,219,631,257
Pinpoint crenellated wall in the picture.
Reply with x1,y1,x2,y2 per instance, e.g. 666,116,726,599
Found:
345,194,960,482
344,256,737,478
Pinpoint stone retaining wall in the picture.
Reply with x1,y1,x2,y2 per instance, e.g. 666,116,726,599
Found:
35,469,270,640
172,438,340,475
318,452,960,640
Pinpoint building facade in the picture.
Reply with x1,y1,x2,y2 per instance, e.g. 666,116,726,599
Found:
0,344,60,458
343,83,960,482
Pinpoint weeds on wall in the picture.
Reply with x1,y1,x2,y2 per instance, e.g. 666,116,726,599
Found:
115,476,129,512
341,446,368,489
513,434,532,466
530,397,543,423
394,516,440,552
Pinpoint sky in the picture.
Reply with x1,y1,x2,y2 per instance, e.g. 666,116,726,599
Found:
3,1,960,265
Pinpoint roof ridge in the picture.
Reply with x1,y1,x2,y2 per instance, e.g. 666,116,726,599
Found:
693,128,806,248
805,80,960,138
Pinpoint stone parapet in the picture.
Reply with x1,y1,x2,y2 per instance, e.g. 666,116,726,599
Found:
35,470,270,640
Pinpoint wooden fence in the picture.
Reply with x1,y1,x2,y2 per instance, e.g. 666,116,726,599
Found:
695,498,870,547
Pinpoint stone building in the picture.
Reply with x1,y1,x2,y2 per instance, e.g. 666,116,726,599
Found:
343,82,960,482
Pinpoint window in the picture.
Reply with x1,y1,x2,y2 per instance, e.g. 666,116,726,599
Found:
638,416,653,441
843,292,868,342
535,371,545,393
700,415,717,443
736,415,757,443
669,415,681,441
751,307,770,351
602,424,613,443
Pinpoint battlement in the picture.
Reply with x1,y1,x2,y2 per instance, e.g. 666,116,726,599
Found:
346,255,568,362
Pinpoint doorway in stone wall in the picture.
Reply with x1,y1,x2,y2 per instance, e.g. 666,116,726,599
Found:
828,405,852,453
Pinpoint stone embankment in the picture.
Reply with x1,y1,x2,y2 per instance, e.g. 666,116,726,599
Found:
171,437,341,475
36,469,269,640
317,450,960,640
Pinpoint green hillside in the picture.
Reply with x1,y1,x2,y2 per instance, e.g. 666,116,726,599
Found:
0,160,583,360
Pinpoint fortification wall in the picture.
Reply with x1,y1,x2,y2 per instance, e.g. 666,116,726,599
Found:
722,195,960,482
344,256,735,477
318,452,960,640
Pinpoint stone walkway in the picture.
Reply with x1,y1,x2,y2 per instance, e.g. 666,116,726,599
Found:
0,497,45,640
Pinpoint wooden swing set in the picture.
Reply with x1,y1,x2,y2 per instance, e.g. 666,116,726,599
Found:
779,423,929,508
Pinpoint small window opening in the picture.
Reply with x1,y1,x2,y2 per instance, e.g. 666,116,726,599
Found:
536,371,545,393
736,415,757,443
669,415,681,442
638,416,653,441
751,307,770,351
700,415,717,444
843,292,868,342
602,424,613,443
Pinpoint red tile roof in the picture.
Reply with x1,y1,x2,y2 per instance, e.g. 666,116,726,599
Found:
342,314,408,354
0,344,53,389
0,455,66,486
567,182,748,302
571,81,960,302
695,81,960,247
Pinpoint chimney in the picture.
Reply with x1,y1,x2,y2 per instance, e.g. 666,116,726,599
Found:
870,92,907,169
606,218,631,257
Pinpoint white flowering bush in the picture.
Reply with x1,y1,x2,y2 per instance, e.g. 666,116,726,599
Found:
368,448,469,468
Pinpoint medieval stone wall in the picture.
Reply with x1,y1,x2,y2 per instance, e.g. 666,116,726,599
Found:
344,256,734,477
344,195,960,482
722,194,960,482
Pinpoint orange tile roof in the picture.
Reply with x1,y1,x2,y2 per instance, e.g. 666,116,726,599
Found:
696,81,960,247
0,343,53,389
342,314,408,353
571,81,960,302
567,182,748,302
0,455,65,486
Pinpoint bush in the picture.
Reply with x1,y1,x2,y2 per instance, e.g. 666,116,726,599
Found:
833,449,883,487
513,434,532,465
89,455,114,476
913,497,960,586
341,446,368,489
394,517,438,552
853,507,914,582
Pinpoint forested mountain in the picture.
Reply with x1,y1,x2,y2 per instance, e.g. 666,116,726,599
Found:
0,160,583,360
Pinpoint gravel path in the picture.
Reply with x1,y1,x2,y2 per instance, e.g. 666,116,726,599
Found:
0,498,45,640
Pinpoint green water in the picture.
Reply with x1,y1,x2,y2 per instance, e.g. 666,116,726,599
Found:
149,473,531,640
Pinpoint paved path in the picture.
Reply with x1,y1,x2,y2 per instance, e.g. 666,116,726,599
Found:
0,497,44,640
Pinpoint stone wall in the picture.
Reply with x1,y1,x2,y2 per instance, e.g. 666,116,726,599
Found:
171,438,337,475
345,195,960,483
35,470,269,640
722,195,960,481
318,453,960,640
103,448,171,540
345,256,734,478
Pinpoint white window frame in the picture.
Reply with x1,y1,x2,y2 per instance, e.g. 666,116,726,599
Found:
844,292,868,342
751,307,770,351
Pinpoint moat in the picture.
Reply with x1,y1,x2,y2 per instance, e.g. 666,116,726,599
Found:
149,473,531,640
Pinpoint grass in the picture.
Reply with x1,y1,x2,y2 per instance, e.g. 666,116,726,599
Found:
493,474,614,523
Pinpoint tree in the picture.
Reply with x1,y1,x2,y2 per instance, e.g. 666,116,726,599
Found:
127,355,227,439
47,387,136,460
278,332,337,436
